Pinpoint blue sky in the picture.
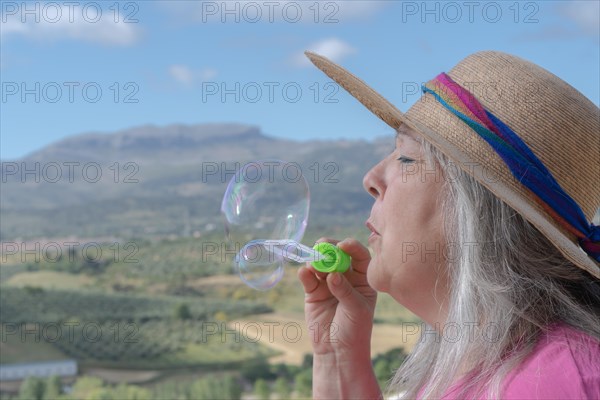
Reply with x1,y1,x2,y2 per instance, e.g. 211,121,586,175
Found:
1,0,598,160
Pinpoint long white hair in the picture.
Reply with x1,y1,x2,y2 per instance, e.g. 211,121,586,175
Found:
388,138,600,399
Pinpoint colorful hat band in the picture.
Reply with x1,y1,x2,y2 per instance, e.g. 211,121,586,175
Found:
422,73,600,263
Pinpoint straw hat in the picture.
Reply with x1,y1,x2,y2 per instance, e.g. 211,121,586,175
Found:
305,50,600,279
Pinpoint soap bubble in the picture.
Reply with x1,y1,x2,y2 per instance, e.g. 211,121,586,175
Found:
236,240,286,290
221,160,310,244
221,160,310,289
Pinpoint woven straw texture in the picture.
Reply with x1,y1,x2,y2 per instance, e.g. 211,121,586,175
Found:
305,51,600,279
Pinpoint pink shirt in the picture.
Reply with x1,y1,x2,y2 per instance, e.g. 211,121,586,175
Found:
439,323,600,399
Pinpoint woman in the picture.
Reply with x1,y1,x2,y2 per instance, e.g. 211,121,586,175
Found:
298,51,600,399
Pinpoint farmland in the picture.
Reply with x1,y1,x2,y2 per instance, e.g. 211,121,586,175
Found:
0,232,417,399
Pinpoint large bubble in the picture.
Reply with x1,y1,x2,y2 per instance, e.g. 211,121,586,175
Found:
221,160,310,290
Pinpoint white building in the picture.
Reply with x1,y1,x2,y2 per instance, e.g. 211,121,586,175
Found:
0,360,77,381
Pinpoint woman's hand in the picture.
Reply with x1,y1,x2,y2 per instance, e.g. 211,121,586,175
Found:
298,238,381,399
298,237,377,356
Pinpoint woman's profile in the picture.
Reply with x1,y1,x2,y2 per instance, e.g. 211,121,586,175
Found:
298,51,600,399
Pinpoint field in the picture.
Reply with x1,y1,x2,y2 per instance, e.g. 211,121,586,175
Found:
4,271,94,290
0,234,419,398
0,327,67,364
231,312,420,366
0,286,274,368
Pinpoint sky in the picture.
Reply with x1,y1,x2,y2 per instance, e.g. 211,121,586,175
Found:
1,0,599,160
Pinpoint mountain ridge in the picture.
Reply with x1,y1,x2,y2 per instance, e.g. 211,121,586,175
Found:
1,123,389,240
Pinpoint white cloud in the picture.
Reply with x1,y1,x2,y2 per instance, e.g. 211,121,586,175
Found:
200,68,218,80
514,2,599,43
1,18,29,35
169,65,195,85
291,38,356,67
559,1,599,36
0,7,141,46
168,65,218,87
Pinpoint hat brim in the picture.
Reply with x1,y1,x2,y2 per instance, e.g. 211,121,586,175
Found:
304,51,406,130
304,51,451,150
304,51,600,280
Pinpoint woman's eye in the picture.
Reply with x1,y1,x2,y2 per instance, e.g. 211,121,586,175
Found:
397,156,415,163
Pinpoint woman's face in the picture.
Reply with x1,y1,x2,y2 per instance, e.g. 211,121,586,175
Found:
362,125,450,325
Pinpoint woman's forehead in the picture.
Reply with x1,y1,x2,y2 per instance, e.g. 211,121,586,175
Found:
396,124,420,144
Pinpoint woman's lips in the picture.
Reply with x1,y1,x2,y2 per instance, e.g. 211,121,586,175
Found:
366,221,380,240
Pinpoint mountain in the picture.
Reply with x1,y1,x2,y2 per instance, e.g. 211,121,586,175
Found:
1,124,392,240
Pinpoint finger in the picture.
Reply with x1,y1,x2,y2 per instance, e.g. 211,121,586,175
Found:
314,237,340,245
326,272,369,317
298,266,333,302
305,263,327,281
337,238,371,275
298,265,319,293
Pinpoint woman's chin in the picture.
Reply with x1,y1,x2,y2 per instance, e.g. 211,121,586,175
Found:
366,261,389,293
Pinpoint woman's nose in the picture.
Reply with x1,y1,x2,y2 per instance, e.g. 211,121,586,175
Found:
363,162,385,199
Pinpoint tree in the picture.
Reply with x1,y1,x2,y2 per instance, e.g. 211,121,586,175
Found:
174,303,192,320
273,377,291,399
240,358,275,382
18,377,45,400
301,354,313,369
271,363,292,380
112,384,151,400
374,358,391,389
371,347,406,390
44,376,62,400
151,380,191,400
253,379,270,400
190,375,242,400
70,376,104,400
86,388,114,400
293,369,312,399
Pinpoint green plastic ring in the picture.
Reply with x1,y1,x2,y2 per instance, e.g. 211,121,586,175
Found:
311,242,351,273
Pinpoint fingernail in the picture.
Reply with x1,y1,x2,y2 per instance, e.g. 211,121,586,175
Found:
331,273,341,286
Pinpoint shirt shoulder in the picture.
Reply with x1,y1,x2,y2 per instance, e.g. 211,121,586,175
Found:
503,324,600,399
